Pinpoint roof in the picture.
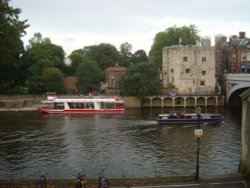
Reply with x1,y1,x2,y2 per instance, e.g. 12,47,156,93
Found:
237,38,250,48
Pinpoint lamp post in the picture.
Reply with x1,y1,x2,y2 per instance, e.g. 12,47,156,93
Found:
194,106,202,181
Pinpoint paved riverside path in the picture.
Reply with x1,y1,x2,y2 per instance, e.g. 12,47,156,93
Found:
0,174,249,188
114,175,250,188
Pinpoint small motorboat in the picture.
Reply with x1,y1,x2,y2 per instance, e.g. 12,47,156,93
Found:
158,111,224,124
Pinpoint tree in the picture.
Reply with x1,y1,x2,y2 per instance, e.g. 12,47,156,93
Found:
120,42,132,57
119,42,132,67
119,43,149,67
131,49,148,65
119,62,161,99
83,43,120,70
149,25,200,68
0,0,29,94
23,33,66,93
42,67,64,93
28,32,51,47
75,57,103,94
64,49,86,76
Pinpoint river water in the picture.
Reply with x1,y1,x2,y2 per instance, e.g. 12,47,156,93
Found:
0,107,241,180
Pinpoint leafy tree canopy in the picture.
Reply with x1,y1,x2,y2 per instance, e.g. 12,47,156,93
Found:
119,42,133,67
82,43,120,70
75,56,103,94
28,32,51,47
120,42,132,58
23,33,65,94
64,49,86,76
0,0,29,94
42,67,64,93
131,49,148,64
119,42,149,67
119,62,161,99
149,25,200,68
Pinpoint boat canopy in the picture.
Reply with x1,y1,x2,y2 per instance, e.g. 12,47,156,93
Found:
45,98,120,103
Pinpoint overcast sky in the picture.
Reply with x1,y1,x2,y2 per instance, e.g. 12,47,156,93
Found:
10,0,250,55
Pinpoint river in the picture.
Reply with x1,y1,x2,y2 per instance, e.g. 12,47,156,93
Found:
0,107,241,180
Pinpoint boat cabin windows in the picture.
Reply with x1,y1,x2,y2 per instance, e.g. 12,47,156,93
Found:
100,102,115,109
68,102,94,109
54,103,64,109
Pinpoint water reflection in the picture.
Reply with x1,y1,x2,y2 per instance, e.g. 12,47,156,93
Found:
0,108,241,180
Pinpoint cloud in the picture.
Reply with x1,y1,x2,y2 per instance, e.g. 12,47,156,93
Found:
11,0,250,55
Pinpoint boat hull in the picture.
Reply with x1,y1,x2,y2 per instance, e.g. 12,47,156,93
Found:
158,118,224,124
158,113,224,124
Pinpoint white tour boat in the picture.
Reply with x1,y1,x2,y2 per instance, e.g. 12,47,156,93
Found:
38,95,125,114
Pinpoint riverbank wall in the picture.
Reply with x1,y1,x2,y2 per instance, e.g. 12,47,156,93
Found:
0,95,224,111
0,95,142,110
0,95,42,111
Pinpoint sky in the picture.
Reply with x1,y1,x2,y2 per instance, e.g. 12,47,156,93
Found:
10,0,250,56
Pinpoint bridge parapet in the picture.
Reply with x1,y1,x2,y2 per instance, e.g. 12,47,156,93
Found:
226,74,250,83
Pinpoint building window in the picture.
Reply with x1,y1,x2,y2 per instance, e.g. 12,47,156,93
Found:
183,57,188,62
185,69,190,74
202,57,206,62
241,53,246,61
247,53,250,61
201,71,206,75
232,54,236,62
171,68,174,73
200,81,205,86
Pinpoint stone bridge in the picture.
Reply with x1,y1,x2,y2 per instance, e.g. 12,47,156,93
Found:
240,89,250,174
226,74,250,104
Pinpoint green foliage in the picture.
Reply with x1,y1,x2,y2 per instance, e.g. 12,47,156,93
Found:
119,62,161,99
120,42,132,57
64,50,86,76
75,57,103,94
0,0,29,94
42,67,64,93
119,42,132,67
28,32,51,46
149,25,200,68
131,50,148,64
83,43,120,70
119,42,149,67
23,33,66,94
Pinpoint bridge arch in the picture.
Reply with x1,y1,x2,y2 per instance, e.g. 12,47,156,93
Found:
226,74,250,104
227,83,250,103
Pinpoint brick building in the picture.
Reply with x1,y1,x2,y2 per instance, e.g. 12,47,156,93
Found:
105,66,127,88
215,32,250,94
216,32,250,74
